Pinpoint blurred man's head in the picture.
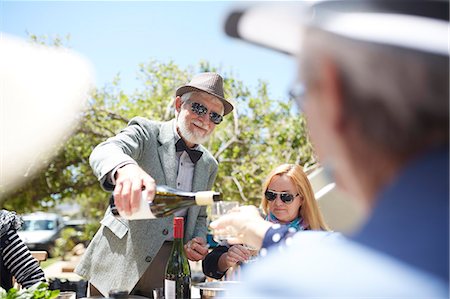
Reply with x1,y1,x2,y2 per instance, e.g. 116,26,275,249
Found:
225,0,448,208
299,27,449,204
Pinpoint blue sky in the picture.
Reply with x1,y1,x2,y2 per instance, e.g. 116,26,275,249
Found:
2,1,297,101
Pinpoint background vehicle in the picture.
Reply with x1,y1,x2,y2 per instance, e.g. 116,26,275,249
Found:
17,212,65,256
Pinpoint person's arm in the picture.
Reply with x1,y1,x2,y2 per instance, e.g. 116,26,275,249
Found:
202,244,251,279
113,163,155,215
217,245,250,271
89,121,149,191
202,246,229,279
90,118,158,215
2,229,45,288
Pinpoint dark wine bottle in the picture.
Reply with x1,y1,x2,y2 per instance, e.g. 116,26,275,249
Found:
164,217,191,299
110,185,222,219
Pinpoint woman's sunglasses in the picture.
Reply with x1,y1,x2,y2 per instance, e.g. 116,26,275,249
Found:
265,190,299,204
189,101,223,125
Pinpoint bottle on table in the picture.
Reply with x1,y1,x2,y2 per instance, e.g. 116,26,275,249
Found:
108,290,128,299
110,185,222,219
164,217,191,299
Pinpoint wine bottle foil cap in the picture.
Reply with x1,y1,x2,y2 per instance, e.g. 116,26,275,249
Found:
173,217,184,238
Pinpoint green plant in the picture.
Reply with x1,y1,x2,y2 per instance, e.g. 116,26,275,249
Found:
0,282,59,299
53,227,78,260
2,59,315,223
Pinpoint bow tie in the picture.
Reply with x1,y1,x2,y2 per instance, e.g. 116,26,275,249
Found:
175,138,203,164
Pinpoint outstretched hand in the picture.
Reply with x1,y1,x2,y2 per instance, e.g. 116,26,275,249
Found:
221,245,251,270
113,164,156,215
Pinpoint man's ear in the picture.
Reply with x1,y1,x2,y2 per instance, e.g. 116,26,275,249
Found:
321,56,344,131
175,96,183,113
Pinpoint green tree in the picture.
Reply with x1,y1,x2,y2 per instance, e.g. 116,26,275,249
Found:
2,58,315,225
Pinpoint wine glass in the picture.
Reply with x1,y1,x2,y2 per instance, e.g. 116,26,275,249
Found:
242,245,259,264
209,201,239,243
210,202,261,263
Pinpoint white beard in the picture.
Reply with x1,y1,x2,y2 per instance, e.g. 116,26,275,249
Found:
177,111,211,145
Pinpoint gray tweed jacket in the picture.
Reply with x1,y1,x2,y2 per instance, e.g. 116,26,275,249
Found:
75,117,218,296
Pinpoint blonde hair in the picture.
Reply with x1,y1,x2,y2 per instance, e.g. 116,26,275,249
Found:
261,164,330,231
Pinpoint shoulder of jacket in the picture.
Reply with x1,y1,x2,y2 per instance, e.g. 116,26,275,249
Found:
127,117,164,135
128,116,162,128
198,146,219,167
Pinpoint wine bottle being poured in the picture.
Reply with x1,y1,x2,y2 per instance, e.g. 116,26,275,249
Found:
109,185,222,220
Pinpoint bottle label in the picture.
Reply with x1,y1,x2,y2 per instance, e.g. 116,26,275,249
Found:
119,189,155,220
195,191,214,205
164,279,175,299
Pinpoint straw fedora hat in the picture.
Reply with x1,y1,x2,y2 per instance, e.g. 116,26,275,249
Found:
176,72,235,115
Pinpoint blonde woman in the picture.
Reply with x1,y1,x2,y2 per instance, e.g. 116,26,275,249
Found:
203,164,328,279
261,164,329,231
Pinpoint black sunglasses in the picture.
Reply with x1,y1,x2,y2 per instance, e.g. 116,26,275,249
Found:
189,101,223,125
264,190,299,204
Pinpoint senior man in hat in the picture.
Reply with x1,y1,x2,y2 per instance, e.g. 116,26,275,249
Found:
212,0,448,297
75,72,234,297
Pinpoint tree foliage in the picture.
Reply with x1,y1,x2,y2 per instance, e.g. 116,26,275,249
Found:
2,58,316,223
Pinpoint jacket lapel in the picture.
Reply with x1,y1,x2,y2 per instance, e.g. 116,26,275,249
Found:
192,150,209,192
186,153,210,242
157,120,177,188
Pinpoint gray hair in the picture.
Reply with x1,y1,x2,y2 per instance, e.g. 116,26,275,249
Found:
180,91,194,104
301,28,449,155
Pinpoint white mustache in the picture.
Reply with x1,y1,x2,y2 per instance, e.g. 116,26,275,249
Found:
192,119,208,130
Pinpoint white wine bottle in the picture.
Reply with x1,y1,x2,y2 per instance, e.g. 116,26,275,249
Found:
109,185,222,219
164,217,191,299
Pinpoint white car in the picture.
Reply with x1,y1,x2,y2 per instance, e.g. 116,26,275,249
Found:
17,212,65,256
